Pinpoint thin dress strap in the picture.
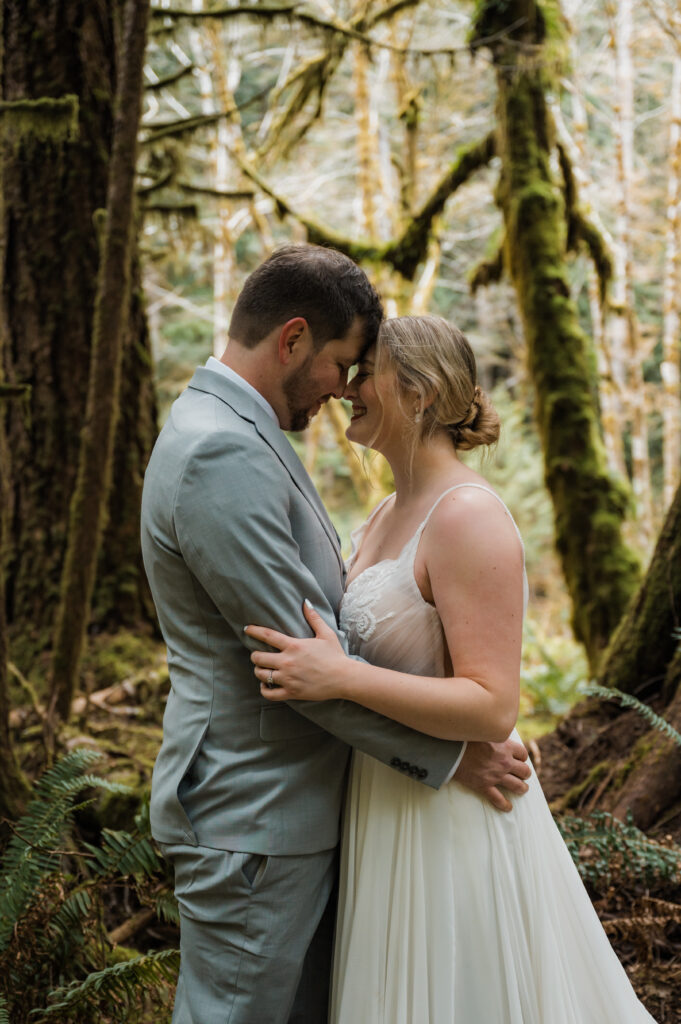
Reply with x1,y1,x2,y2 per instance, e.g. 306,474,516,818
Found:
411,482,528,612
414,482,524,554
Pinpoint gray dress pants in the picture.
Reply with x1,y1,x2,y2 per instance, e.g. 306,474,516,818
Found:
160,843,338,1024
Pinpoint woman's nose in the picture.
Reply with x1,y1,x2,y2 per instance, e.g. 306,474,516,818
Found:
342,378,356,401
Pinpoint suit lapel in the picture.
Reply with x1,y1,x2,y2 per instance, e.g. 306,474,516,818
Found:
187,368,344,573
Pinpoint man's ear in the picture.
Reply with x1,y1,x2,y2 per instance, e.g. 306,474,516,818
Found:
277,317,310,365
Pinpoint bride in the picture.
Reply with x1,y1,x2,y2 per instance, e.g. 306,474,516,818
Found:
245,315,656,1024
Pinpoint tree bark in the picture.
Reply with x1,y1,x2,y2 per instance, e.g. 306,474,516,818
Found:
49,0,151,722
471,0,641,673
539,482,681,834
1,0,157,672
599,478,681,701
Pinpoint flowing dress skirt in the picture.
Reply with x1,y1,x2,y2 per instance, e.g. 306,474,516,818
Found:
330,741,656,1024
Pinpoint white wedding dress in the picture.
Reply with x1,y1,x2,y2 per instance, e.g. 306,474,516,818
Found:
331,484,656,1024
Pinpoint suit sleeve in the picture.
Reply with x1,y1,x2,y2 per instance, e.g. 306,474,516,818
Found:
174,430,463,789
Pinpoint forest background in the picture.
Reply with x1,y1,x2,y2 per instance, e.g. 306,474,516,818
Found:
1,0,681,1020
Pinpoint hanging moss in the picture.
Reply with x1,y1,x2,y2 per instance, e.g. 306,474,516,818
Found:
0,95,79,148
557,141,613,303
469,239,505,291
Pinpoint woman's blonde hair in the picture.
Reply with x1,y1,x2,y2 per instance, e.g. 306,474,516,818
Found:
376,315,500,452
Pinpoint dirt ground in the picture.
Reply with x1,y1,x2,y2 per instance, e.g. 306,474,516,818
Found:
536,703,681,1022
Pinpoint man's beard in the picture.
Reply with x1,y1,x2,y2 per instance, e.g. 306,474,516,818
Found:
283,357,325,431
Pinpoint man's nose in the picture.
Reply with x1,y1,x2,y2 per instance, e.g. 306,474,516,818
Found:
333,370,349,399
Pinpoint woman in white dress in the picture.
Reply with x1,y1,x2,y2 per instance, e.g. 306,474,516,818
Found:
246,315,656,1024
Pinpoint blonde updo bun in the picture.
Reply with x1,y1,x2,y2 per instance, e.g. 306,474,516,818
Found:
376,315,500,452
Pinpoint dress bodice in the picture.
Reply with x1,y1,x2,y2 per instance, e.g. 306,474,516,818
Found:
339,483,528,678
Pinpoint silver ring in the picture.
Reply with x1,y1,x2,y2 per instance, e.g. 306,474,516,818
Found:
267,669,274,685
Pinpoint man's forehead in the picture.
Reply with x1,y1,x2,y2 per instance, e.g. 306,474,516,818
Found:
327,329,365,362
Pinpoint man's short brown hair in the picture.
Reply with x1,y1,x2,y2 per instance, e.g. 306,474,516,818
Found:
228,244,383,351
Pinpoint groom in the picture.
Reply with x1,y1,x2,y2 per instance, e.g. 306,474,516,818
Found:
141,244,531,1024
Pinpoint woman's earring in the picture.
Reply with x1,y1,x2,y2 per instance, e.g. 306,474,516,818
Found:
414,407,422,424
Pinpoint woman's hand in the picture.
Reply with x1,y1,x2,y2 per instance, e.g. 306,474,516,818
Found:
245,600,351,702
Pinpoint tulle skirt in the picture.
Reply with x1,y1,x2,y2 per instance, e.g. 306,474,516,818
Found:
330,738,656,1024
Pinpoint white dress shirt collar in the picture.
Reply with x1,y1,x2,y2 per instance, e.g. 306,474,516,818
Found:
205,356,279,426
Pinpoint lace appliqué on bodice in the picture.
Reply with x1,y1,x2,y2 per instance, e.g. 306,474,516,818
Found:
339,484,528,679
340,563,396,644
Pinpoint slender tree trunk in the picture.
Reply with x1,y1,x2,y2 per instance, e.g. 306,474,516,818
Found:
49,0,151,722
662,54,681,511
355,40,379,237
472,0,641,673
1,0,157,672
609,0,652,539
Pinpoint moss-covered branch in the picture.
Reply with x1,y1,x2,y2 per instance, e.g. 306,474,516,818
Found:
141,110,225,144
469,239,505,292
145,64,194,90
178,182,255,200
235,131,496,278
557,141,613,303
384,131,497,278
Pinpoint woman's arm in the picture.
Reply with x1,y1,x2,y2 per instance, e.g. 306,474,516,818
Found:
246,489,524,743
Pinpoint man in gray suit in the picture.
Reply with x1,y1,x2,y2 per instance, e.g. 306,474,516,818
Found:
141,244,530,1024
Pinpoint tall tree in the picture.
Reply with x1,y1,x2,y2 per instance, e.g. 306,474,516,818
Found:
49,0,151,723
469,0,641,672
1,0,157,673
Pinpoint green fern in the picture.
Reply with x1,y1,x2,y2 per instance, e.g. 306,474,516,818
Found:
0,750,177,1023
31,948,179,1021
0,748,129,951
583,683,681,747
557,810,681,887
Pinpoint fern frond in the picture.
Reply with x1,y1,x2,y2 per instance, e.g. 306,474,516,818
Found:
32,947,179,1020
45,887,94,951
0,750,132,952
583,684,681,747
0,994,9,1024
85,828,163,879
557,810,681,886
154,889,180,926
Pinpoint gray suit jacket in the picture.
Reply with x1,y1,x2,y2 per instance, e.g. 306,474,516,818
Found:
141,367,462,855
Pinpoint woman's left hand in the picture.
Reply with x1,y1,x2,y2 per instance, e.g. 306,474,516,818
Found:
245,600,350,702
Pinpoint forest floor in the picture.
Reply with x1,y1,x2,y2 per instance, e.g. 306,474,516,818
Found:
9,634,681,1022
537,703,681,1023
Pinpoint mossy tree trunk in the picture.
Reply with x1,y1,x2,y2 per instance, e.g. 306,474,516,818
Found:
539,480,681,834
471,0,641,674
1,0,157,674
49,0,151,723
594,481,681,829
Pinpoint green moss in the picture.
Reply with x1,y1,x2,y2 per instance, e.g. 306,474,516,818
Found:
482,31,641,672
555,761,611,811
81,630,164,690
0,96,79,148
